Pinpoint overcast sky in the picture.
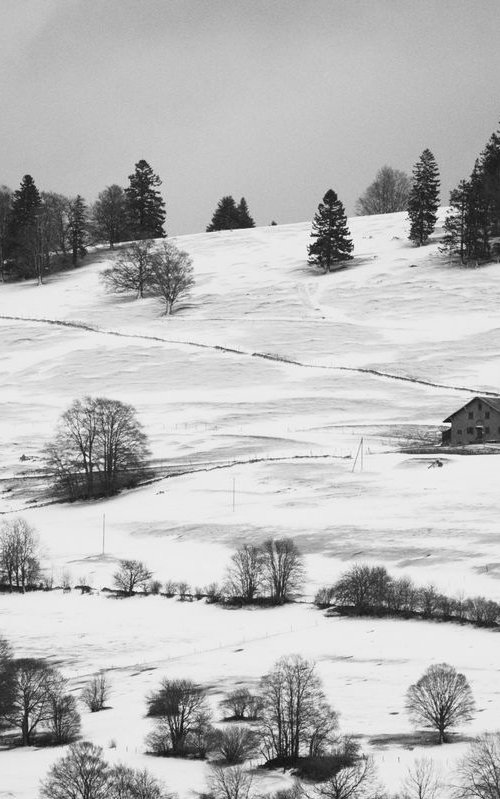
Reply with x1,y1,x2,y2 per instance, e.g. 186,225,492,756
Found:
1,0,499,235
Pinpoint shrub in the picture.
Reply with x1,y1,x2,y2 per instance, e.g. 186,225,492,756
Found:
213,725,258,764
81,674,110,713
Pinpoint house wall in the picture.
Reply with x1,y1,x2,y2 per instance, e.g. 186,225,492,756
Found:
448,399,500,446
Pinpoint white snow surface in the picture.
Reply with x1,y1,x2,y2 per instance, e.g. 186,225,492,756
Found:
1,211,500,797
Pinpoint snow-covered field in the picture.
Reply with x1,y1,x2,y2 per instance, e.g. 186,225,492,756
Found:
1,211,500,797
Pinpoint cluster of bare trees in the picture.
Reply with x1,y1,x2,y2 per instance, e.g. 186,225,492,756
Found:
48,396,150,500
40,741,172,799
225,539,304,605
316,563,500,629
101,238,195,315
0,517,41,592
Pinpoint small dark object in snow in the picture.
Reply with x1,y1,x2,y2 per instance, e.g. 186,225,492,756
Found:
409,263,419,268
428,459,444,469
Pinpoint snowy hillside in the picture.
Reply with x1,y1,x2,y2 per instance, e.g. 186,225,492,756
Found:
1,211,500,798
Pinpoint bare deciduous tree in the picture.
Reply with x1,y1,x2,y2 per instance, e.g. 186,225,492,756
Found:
226,545,265,602
262,538,304,604
109,764,173,799
220,687,262,720
402,758,440,799
311,757,378,799
0,517,41,592
47,689,81,744
260,655,338,763
406,663,475,744
455,733,500,799
40,741,110,799
48,396,150,500
149,241,195,315
113,559,152,596
5,658,59,745
208,765,254,799
356,166,411,215
92,185,128,249
101,239,155,297
146,678,212,757
81,673,110,712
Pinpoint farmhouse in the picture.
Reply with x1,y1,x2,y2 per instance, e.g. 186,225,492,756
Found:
442,396,500,446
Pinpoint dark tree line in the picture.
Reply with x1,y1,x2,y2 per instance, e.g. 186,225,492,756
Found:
1,159,166,281
442,121,500,265
315,562,500,629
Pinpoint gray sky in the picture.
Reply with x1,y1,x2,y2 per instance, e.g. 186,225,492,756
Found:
1,0,499,234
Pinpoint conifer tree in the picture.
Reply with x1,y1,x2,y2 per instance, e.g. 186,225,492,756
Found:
125,160,166,240
407,149,440,245
442,180,470,264
478,121,500,235
67,195,88,266
7,175,42,278
236,197,255,228
206,196,240,232
308,189,353,273
0,186,12,282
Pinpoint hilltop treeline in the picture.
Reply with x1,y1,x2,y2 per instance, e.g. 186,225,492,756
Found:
315,563,500,629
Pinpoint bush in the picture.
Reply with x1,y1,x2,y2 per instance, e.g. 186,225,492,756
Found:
81,674,110,712
213,725,258,764
147,580,162,596
164,580,177,597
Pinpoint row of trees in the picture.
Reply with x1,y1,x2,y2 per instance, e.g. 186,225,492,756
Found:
0,160,166,281
315,563,500,629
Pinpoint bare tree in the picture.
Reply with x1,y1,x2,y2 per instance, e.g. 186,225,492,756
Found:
5,658,59,745
81,673,110,712
262,538,304,604
0,517,41,592
149,241,195,315
356,166,411,215
47,690,81,744
146,678,212,757
226,545,265,602
406,663,475,744
455,733,500,799
92,185,128,249
48,396,150,499
208,765,254,799
260,654,338,763
101,239,155,297
213,725,258,764
402,758,440,799
0,636,14,723
40,741,110,799
109,764,173,799
311,757,378,799
113,559,152,596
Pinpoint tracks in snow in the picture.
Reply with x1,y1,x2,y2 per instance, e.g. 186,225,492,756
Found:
1,312,499,398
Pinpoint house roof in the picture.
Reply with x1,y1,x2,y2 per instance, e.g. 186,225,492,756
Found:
443,396,500,423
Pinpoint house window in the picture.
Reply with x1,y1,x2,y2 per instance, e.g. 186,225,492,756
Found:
485,411,490,419
486,427,490,434
467,427,473,434
468,411,473,419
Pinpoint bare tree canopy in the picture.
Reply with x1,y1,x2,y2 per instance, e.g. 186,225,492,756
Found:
312,756,378,799
260,654,338,763
226,545,265,602
456,733,500,799
81,673,110,712
356,166,411,215
149,240,195,315
113,559,152,596
208,764,254,799
40,741,110,799
101,239,155,298
0,517,41,592
3,658,61,745
406,663,475,743
262,538,305,604
48,396,150,500
146,678,212,757
402,757,441,799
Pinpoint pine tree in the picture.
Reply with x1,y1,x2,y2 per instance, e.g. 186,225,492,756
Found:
0,186,12,282
7,175,42,278
478,122,500,235
206,196,240,231
308,189,353,272
442,180,470,264
67,195,88,266
236,197,255,228
125,160,166,240
407,149,440,246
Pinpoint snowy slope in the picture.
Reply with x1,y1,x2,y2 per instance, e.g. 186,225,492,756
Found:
1,211,500,798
